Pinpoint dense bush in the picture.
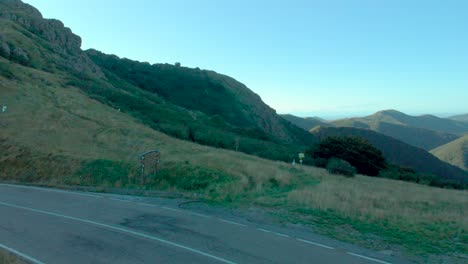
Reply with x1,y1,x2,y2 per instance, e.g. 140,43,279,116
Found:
10,47,30,65
0,41,10,58
326,158,356,177
307,136,386,176
379,165,467,189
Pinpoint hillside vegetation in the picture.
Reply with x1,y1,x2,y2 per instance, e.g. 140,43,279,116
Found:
0,1,467,262
431,135,468,171
0,0,315,163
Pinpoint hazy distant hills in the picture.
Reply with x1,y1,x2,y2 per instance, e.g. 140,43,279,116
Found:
280,114,330,130
328,110,467,150
284,111,461,150
332,110,468,135
448,114,468,123
311,126,468,183
431,135,468,171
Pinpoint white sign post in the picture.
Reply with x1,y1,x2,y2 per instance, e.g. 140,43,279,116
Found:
298,153,305,165
1,105,6,112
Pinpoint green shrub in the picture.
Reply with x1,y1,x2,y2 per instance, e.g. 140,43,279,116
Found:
308,136,386,176
75,159,135,186
153,162,234,191
326,158,356,177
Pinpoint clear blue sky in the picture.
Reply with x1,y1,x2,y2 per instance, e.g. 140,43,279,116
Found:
24,0,468,118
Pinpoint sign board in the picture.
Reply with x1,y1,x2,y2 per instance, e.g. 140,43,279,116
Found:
298,153,305,159
140,150,161,180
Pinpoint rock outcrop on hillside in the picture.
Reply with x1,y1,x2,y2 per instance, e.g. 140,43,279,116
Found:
0,0,103,77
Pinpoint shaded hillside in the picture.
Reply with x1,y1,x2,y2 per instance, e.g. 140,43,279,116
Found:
280,114,331,131
331,110,462,150
431,135,468,171
310,126,468,184
0,0,315,161
332,109,468,135
86,50,316,147
371,122,459,150
448,113,468,123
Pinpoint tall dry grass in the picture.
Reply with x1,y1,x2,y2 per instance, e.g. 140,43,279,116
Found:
288,175,468,227
0,249,26,264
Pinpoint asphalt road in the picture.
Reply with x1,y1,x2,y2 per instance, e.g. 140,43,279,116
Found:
0,184,403,264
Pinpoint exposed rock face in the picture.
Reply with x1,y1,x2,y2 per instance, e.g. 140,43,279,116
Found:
11,46,29,64
0,34,11,57
0,0,103,77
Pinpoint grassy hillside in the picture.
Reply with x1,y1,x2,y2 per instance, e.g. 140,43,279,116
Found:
85,49,316,147
310,126,468,184
431,135,468,171
281,114,331,131
0,0,316,162
331,110,463,150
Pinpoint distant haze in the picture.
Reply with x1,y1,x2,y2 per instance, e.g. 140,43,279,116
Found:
23,0,468,116
285,111,467,121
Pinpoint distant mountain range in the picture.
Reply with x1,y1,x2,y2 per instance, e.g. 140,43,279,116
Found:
431,135,468,171
310,126,468,183
283,110,466,151
332,110,468,135
280,114,330,131
448,114,468,123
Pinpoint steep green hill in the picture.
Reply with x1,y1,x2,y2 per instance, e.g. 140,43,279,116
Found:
431,135,468,171
331,110,462,150
310,126,468,184
280,114,331,131
0,0,315,162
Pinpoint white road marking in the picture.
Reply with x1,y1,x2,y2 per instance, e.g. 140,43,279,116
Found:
0,243,46,264
218,219,247,227
191,212,210,218
257,228,272,233
161,206,183,213
257,228,290,238
138,202,157,207
109,198,131,202
0,201,236,264
347,252,392,264
272,232,289,238
0,184,101,198
296,238,334,249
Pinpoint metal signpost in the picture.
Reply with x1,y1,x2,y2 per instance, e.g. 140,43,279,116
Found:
139,150,161,184
298,153,305,165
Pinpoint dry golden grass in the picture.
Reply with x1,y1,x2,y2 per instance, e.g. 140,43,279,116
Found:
0,249,26,264
288,174,468,227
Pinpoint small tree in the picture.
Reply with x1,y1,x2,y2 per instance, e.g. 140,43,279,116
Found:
307,136,386,176
326,158,356,177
